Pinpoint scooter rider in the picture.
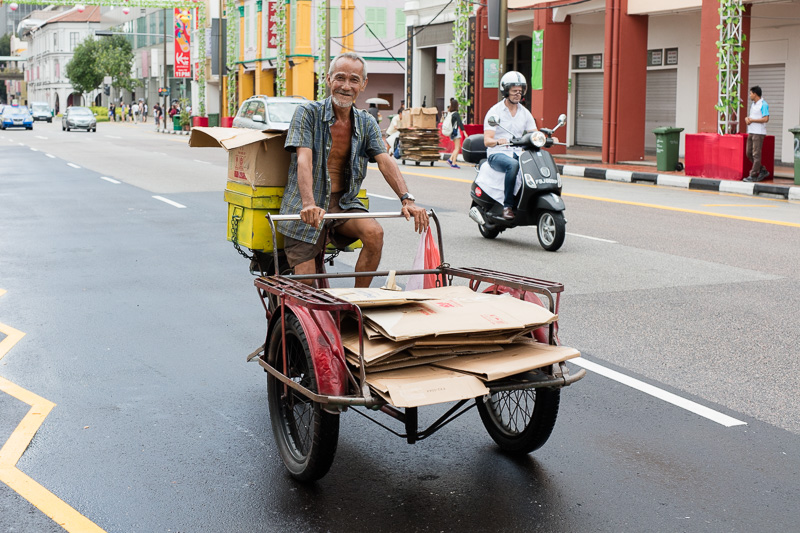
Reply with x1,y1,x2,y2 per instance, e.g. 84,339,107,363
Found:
483,71,537,220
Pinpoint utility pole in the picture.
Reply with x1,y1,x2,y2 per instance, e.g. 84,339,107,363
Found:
219,0,224,122
325,0,330,96
164,8,168,131
498,0,507,98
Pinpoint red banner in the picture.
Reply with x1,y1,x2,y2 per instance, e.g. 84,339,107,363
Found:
174,8,192,78
267,1,277,49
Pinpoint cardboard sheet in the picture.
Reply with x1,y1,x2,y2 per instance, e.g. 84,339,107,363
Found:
322,287,435,307
340,324,414,365
365,354,456,373
409,344,503,358
362,286,556,341
433,341,580,382
365,365,489,408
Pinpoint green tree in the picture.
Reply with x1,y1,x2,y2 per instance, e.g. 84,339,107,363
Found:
97,35,136,92
0,33,11,103
65,38,104,103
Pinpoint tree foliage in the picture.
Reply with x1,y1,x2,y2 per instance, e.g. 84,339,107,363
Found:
65,35,137,100
0,33,11,56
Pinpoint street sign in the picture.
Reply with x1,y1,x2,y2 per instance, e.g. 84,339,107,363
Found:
158,87,171,97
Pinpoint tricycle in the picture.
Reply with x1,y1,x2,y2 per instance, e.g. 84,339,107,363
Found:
249,210,585,481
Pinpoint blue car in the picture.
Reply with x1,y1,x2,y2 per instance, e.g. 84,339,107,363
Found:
1,105,34,130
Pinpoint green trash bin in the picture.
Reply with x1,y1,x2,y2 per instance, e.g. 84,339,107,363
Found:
790,126,800,185
173,115,181,131
653,126,684,172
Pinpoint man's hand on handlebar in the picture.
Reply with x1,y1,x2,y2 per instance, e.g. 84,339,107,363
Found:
300,205,326,228
402,202,429,233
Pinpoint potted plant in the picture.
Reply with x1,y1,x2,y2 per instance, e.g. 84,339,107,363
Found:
179,98,191,131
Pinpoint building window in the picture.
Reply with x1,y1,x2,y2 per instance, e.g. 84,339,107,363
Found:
70,32,79,51
364,7,387,40
395,8,405,39
53,32,58,51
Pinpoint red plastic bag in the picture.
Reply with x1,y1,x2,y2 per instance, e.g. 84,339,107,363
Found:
405,227,442,290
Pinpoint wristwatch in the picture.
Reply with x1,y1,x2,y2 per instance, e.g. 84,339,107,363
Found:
400,192,416,202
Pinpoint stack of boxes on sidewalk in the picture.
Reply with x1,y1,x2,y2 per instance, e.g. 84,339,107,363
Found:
398,107,441,165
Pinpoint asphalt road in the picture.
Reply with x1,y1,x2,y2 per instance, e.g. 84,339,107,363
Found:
1,120,799,532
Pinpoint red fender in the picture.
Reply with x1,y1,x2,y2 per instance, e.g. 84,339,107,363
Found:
482,284,558,344
269,304,348,397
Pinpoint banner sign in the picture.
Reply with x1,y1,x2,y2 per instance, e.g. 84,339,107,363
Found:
531,29,543,90
483,59,499,88
174,8,192,78
267,1,278,48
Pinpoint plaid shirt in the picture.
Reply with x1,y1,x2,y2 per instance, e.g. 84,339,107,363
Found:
278,97,386,243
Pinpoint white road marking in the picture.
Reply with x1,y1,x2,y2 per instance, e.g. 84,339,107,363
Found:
567,232,617,243
67,163,81,169
35,135,48,140
192,159,211,164
105,135,122,139
100,177,121,184
367,193,396,200
45,154,55,158
152,195,186,208
571,357,747,427
30,148,38,152
18,143,25,146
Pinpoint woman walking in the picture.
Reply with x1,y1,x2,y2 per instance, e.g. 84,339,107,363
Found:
445,98,466,168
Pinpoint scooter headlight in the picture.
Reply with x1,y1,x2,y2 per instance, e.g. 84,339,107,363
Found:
524,173,537,188
531,131,547,148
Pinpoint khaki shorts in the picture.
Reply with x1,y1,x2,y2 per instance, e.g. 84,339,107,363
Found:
283,191,361,268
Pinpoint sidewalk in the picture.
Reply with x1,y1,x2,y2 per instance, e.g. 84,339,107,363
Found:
552,147,800,201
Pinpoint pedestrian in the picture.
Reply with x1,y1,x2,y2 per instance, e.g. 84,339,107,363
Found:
366,102,380,125
154,103,161,129
385,108,402,156
444,98,466,169
142,101,148,123
128,102,134,122
744,85,770,182
120,102,126,122
108,102,115,122
132,101,140,123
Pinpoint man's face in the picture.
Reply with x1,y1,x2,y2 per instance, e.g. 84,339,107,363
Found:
749,91,758,102
327,58,367,109
507,86,524,104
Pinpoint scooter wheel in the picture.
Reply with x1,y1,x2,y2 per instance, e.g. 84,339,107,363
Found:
479,222,501,239
537,211,565,251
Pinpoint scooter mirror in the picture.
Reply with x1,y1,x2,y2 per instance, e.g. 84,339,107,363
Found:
557,113,567,126
487,116,500,127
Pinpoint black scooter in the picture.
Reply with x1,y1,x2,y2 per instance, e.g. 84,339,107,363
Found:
462,114,567,251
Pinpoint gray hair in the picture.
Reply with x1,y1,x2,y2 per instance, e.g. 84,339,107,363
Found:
328,52,368,80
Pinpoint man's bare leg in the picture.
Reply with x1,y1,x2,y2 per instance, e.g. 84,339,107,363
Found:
292,258,317,286
338,218,384,288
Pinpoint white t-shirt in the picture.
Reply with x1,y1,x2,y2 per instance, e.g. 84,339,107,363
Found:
747,98,769,135
483,100,537,157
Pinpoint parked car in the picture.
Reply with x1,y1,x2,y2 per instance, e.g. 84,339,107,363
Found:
232,95,307,131
30,101,54,122
62,106,97,132
1,105,33,130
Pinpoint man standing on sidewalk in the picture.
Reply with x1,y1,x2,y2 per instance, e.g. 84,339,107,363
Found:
744,85,770,182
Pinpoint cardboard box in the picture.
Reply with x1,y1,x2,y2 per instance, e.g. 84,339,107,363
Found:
323,287,436,307
407,107,439,130
189,127,291,188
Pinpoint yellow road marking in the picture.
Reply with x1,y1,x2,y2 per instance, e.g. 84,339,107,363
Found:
564,193,800,228
369,165,797,227
0,291,106,533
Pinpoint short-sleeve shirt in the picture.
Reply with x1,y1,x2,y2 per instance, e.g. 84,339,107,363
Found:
747,98,769,135
279,97,387,244
483,100,537,157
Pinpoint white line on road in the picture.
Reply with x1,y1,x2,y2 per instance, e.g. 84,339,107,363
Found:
367,193,397,200
571,357,747,427
18,143,25,146
67,163,81,169
152,195,186,208
100,177,121,184
45,154,55,158
105,135,122,139
35,135,48,140
567,232,617,243
192,159,211,164
30,148,38,152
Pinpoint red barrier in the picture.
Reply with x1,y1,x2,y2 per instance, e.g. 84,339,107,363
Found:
685,133,774,180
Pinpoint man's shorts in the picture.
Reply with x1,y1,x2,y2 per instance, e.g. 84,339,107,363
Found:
283,191,361,268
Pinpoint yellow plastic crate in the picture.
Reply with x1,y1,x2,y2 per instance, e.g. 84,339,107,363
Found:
225,182,369,252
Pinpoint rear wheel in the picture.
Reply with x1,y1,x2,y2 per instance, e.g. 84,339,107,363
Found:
477,387,560,454
267,313,339,482
479,222,501,239
537,211,565,251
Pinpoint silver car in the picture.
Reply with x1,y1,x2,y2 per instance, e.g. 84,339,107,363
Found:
62,106,97,132
232,95,307,131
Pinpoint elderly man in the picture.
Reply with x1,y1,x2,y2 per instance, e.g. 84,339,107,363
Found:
278,52,429,287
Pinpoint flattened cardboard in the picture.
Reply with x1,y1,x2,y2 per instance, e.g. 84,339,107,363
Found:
323,287,435,307
365,365,489,408
409,344,503,358
362,287,556,341
189,127,290,188
366,354,457,373
340,323,414,365
433,341,580,382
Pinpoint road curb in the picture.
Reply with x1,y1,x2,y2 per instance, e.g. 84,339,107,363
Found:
556,164,800,200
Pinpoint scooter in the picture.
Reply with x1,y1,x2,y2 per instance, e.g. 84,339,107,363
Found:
463,114,567,251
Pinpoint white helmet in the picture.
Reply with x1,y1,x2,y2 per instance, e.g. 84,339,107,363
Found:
500,71,527,99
